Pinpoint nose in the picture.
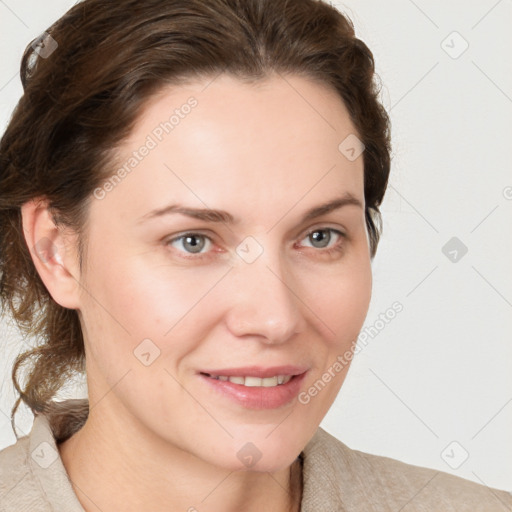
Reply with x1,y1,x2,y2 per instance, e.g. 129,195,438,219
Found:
224,244,304,344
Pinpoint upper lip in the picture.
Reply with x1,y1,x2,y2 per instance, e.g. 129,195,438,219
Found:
199,365,309,378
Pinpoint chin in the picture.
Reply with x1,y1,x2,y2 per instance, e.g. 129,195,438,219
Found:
220,428,306,473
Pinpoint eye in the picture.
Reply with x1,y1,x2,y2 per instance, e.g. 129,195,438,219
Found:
167,232,213,256
166,227,346,259
298,228,345,253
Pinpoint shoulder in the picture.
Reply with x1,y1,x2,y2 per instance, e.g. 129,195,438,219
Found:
0,434,51,511
301,427,512,511
0,401,87,512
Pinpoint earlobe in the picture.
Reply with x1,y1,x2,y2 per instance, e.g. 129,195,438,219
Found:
21,198,81,310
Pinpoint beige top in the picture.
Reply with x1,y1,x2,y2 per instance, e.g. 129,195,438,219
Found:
0,399,510,511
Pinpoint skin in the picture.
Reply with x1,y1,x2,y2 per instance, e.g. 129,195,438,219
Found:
22,73,373,512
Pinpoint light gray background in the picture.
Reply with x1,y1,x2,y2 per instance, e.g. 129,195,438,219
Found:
1,0,511,493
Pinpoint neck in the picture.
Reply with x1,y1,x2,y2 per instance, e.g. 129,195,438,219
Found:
57,398,303,512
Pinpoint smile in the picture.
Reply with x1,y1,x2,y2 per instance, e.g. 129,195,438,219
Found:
199,368,308,409
203,373,293,387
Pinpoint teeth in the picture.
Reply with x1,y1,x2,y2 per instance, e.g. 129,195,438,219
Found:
208,374,293,387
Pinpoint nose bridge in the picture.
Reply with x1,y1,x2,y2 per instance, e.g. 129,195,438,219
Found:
225,236,303,343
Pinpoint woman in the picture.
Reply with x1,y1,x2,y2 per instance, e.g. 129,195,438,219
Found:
0,0,510,510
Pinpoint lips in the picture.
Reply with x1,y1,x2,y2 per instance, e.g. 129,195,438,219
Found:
198,365,309,409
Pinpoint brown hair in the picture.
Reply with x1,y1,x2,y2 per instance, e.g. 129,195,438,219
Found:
0,0,391,435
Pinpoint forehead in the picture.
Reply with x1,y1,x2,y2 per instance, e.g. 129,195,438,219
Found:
97,73,365,223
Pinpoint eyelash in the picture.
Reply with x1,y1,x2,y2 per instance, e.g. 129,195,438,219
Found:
165,227,346,260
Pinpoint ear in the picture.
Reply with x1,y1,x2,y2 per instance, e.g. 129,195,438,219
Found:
21,197,82,310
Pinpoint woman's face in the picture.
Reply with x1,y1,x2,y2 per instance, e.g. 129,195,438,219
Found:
77,73,372,472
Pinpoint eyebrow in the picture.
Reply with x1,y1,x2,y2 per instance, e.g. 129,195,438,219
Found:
138,193,363,225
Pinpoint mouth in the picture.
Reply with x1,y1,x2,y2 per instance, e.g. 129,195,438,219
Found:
198,366,309,409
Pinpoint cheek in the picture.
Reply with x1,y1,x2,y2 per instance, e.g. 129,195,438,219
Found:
309,254,372,347
78,246,229,371
114,262,231,340
296,258,371,417
82,247,199,331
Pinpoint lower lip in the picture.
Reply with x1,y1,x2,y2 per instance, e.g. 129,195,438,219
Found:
199,372,308,410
